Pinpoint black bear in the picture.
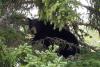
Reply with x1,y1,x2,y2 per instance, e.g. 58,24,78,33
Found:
27,18,80,58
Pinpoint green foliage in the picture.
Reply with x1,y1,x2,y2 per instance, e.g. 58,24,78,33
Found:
0,12,28,46
0,0,100,66
0,43,33,67
22,44,100,67
67,59,100,67
0,43,100,67
0,44,16,67
0,0,8,16
81,0,100,34
0,0,34,16
25,45,68,67
0,27,22,40
89,0,100,23
9,12,26,24
34,0,80,30
25,54,67,67
0,26,25,46
13,43,33,64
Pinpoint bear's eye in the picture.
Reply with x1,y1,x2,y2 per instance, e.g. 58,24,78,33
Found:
30,27,37,34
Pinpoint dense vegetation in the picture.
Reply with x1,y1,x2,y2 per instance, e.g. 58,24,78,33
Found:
0,0,100,67
0,43,100,67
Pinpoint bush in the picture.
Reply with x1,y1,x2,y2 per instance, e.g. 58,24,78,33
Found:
25,45,68,67
0,44,16,67
0,43,100,67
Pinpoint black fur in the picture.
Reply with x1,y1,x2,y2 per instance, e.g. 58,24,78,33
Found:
27,18,80,58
